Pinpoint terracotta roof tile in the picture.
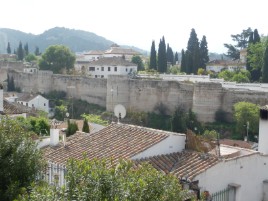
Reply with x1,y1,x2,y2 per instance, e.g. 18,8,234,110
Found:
43,123,169,165
135,151,219,181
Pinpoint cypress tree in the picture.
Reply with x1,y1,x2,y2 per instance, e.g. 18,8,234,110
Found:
253,29,260,44
149,41,157,70
158,36,167,73
17,41,24,61
186,29,200,74
166,44,174,65
82,118,90,133
174,52,179,65
7,42,11,54
246,32,254,71
199,35,209,69
262,47,268,83
180,49,186,73
24,43,29,56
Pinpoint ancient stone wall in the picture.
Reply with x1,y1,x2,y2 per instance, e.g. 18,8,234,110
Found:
7,70,268,123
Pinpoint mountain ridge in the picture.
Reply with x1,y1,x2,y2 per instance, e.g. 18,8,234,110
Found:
0,27,146,54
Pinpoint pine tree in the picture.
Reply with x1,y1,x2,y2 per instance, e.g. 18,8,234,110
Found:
199,35,209,69
262,47,268,83
17,41,24,60
149,41,157,70
253,29,260,44
157,36,167,73
34,46,40,56
246,32,254,71
186,29,200,74
180,49,186,73
82,118,90,133
24,43,29,56
7,42,11,54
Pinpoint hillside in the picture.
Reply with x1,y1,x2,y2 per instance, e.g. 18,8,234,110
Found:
0,27,116,53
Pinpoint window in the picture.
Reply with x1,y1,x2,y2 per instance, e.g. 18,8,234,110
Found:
101,75,104,78
114,67,117,72
26,103,28,106
126,68,128,72
108,67,111,71
101,67,104,71
44,103,46,106
89,67,95,71
97,68,99,70
95,75,98,78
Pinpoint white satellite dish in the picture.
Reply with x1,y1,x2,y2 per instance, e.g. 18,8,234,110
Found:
114,104,126,122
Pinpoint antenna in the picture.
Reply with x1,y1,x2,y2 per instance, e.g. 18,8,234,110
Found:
114,104,126,123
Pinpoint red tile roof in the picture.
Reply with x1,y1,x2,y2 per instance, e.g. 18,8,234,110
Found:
219,139,253,149
43,123,170,165
135,151,219,181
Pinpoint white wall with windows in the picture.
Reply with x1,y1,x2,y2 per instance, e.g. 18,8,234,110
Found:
17,95,49,113
88,65,137,78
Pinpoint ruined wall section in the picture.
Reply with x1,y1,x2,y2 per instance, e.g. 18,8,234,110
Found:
106,75,194,115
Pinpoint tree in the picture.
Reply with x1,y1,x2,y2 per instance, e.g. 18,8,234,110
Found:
34,46,40,56
131,55,144,71
0,117,44,201
166,44,174,65
157,36,167,73
171,106,187,133
262,47,268,83
174,51,179,64
233,101,259,140
7,42,11,54
224,27,252,60
39,45,76,74
199,35,209,69
25,53,37,62
17,41,24,61
149,40,157,70
66,119,78,137
19,158,190,201
186,28,200,74
253,29,260,44
7,75,15,91
180,49,186,73
82,118,90,133
24,43,29,56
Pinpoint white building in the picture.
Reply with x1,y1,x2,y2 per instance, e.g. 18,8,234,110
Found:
103,44,141,61
16,93,49,113
83,50,104,61
87,57,137,78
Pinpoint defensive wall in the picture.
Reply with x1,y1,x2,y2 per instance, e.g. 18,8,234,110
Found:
8,70,268,122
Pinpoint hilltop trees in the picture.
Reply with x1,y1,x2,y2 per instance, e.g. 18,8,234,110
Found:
39,45,76,74
7,42,11,54
199,36,209,69
149,40,157,70
17,41,24,61
166,44,174,65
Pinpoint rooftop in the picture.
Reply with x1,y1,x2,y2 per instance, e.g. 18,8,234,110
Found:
89,57,136,66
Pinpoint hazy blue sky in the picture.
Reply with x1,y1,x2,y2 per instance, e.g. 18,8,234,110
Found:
1,0,267,53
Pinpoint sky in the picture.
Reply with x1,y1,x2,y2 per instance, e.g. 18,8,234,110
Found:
1,0,268,54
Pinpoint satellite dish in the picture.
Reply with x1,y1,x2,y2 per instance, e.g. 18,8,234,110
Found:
114,104,126,121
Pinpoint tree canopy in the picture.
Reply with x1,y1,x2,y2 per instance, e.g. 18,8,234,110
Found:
131,55,144,71
149,40,157,70
19,158,191,201
233,101,259,140
158,36,167,73
39,45,76,74
0,117,44,201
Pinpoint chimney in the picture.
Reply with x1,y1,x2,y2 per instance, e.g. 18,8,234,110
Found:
0,84,3,113
50,128,59,146
258,105,268,154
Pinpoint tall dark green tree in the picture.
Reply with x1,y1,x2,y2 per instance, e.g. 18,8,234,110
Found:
34,46,40,56
17,41,24,61
186,29,200,74
7,75,15,91
199,35,209,69
82,118,90,133
171,107,187,133
131,55,144,71
166,44,174,65
180,49,186,73
24,43,29,56
253,29,260,44
174,52,179,64
7,42,11,54
262,47,268,83
149,40,157,70
246,32,254,71
157,36,167,73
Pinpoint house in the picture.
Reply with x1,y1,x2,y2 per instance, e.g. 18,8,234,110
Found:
83,50,104,61
16,93,49,113
103,44,141,61
42,105,268,201
206,59,246,73
0,86,35,118
86,57,137,78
